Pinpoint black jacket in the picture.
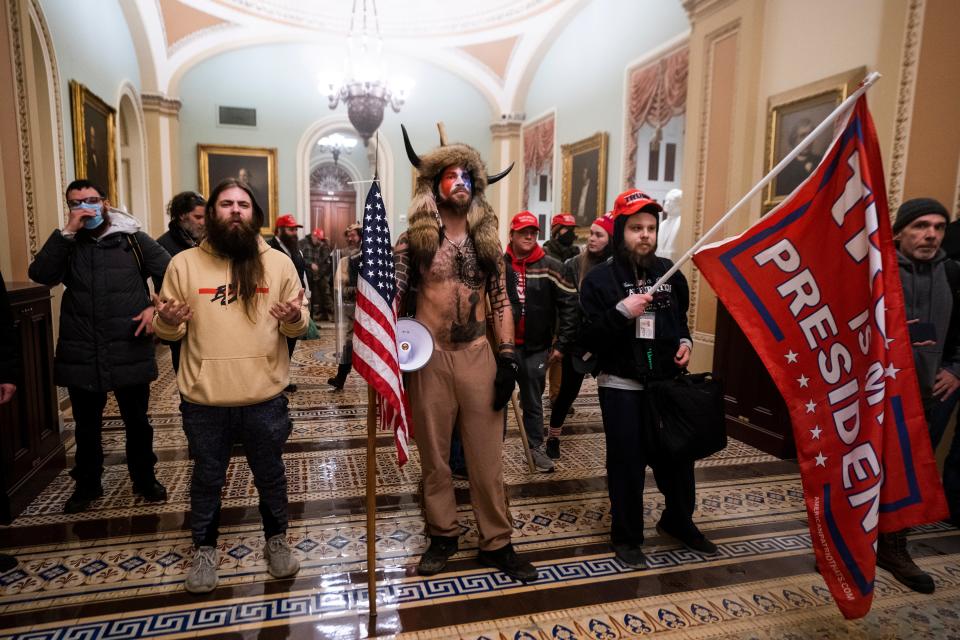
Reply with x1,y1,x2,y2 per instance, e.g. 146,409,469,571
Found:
268,237,308,289
28,213,171,392
503,251,578,353
580,256,691,381
543,238,580,263
0,271,19,385
156,223,197,258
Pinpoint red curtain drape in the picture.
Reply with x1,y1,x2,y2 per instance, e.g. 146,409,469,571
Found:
624,47,689,188
522,116,555,208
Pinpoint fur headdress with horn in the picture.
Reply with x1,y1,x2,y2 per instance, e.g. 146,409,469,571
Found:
402,123,513,274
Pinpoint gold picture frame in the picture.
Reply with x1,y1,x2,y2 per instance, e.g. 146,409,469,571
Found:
561,132,608,228
69,80,117,204
198,144,279,233
763,66,866,212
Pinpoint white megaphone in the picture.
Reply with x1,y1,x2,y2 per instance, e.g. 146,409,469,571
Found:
396,317,434,372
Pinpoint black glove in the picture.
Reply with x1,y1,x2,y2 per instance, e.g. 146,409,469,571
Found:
493,354,519,411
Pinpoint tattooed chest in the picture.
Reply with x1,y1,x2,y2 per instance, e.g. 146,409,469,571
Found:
419,242,488,344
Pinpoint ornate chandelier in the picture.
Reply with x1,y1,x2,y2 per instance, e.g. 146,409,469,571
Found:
320,0,412,145
317,132,358,167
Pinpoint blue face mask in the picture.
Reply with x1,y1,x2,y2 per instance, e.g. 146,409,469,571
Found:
79,202,104,230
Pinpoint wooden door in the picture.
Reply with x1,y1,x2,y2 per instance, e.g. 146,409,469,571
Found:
0,283,64,522
310,190,357,250
712,301,795,459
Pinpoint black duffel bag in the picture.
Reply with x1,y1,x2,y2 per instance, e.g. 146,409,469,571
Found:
647,371,726,461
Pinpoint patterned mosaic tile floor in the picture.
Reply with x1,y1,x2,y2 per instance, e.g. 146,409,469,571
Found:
3,328,959,639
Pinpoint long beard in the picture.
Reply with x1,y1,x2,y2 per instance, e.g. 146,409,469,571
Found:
207,216,260,261
205,216,264,317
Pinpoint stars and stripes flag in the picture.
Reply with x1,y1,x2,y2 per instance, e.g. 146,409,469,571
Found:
693,96,947,619
352,182,413,465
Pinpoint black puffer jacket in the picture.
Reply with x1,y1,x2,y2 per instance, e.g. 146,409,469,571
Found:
580,256,691,382
28,211,170,391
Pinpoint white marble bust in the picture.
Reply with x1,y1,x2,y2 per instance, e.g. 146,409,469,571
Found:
657,188,682,261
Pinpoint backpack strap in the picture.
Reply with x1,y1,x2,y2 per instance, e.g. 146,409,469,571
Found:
126,233,150,299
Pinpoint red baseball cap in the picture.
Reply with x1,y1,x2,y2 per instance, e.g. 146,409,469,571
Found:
551,213,576,228
510,211,540,231
592,213,615,237
311,227,325,240
275,214,302,228
611,189,662,219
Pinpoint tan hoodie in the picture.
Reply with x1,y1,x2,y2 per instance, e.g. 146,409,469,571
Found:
153,237,308,407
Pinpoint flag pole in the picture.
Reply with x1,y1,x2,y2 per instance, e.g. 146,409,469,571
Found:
648,71,881,294
366,385,378,620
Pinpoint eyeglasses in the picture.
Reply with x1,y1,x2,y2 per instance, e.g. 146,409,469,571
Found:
66,196,103,209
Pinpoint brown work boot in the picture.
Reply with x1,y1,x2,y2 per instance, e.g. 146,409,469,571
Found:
877,530,934,593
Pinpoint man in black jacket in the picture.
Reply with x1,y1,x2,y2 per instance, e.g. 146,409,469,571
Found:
269,214,310,392
156,191,206,373
543,213,580,262
580,189,715,569
881,197,960,593
29,179,171,513
504,211,577,472
0,271,19,572
157,191,205,257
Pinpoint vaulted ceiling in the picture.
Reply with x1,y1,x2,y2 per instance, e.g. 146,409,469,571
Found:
124,0,593,112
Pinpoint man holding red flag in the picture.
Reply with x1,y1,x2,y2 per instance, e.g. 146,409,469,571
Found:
693,96,948,619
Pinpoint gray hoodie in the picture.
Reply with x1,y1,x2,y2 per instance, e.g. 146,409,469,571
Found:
897,248,960,400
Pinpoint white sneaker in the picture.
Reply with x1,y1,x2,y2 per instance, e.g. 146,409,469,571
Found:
184,546,218,594
530,447,555,473
264,534,300,578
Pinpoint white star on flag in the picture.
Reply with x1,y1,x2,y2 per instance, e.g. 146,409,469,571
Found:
810,426,822,440
815,452,827,467
797,375,809,388
785,350,798,363
884,363,900,379
805,399,817,413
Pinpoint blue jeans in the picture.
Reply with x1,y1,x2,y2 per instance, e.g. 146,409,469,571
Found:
927,388,960,519
181,395,292,546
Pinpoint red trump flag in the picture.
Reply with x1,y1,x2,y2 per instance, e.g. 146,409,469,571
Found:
693,96,947,619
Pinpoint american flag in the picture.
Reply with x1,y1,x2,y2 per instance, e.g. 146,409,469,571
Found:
352,182,413,465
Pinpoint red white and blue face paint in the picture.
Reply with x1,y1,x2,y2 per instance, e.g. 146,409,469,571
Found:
438,166,473,202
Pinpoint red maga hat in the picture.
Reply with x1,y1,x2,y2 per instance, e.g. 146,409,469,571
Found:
611,189,662,219
592,213,615,237
510,211,540,231
311,227,325,240
275,214,302,228
551,213,576,228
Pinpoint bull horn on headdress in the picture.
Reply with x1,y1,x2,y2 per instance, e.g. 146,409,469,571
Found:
487,162,515,185
401,124,421,169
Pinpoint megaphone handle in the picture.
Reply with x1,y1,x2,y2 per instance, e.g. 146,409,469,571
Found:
511,391,537,474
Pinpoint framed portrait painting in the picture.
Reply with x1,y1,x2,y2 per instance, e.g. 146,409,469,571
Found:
561,132,609,228
763,66,865,211
69,81,117,204
198,144,279,233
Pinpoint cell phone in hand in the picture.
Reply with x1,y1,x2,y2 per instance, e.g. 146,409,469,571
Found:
908,321,937,344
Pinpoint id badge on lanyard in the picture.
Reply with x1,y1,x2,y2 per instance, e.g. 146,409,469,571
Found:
635,312,655,339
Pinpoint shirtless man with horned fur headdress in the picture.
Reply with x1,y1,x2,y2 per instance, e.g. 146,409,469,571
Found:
394,124,537,582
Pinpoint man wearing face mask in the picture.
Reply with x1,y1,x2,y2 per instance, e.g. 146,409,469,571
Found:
543,213,580,263
29,179,171,513
542,214,580,409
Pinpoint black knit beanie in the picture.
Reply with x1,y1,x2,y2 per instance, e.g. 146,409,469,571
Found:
893,197,949,233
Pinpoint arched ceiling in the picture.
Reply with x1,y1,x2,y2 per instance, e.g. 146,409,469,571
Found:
126,0,592,113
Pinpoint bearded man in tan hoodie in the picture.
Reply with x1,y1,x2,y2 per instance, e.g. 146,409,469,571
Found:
153,178,308,594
